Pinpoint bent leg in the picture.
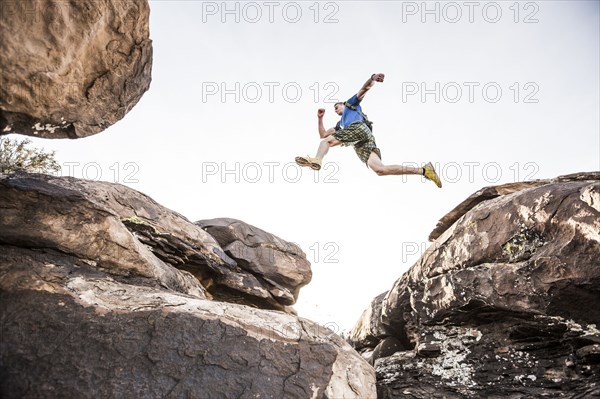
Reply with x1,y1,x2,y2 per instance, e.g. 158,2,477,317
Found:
367,151,423,176
316,136,342,160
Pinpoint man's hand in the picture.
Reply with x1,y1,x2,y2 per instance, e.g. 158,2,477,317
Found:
371,73,385,82
317,108,333,138
357,74,384,101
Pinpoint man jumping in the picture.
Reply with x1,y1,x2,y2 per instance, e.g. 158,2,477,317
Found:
295,73,442,188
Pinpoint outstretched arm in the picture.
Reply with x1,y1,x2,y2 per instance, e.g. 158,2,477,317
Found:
317,108,335,138
357,73,385,102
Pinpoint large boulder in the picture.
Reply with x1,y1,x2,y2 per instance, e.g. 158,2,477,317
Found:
0,245,376,398
196,218,312,307
351,172,600,398
0,172,308,310
0,0,152,138
0,172,377,398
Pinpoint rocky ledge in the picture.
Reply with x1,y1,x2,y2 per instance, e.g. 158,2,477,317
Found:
0,172,376,398
350,172,600,398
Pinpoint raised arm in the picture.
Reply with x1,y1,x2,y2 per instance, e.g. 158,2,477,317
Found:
357,73,385,101
317,108,335,138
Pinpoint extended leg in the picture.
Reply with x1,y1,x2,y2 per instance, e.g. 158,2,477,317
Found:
367,151,442,187
366,151,422,176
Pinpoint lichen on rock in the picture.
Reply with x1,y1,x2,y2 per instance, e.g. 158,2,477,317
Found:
351,172,600,398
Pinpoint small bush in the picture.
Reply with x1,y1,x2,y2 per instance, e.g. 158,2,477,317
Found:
0,137,60,175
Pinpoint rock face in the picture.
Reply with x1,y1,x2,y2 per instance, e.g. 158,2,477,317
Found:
0,0,152,138
0,173,312,311
0,172,376,398
197,218,312,308
349,292,390,354
350,172,600,398
0,246,375,399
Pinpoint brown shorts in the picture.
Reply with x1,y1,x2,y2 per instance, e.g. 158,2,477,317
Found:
332,121,382,166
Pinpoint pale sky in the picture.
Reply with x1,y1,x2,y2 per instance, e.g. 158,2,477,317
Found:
18,1,600,332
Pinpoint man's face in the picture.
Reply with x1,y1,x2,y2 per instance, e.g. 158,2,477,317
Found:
334,103,345,116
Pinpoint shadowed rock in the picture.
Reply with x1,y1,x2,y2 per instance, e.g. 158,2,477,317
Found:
428,171,600,241
0,246,376,399
350,172,600,398
196,218,312,307
0,0,152,138
0,172,377,398
0,173,310,310
348,292,393,352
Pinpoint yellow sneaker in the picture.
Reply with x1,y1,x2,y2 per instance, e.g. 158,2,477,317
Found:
295,155,322,171
423,162,442,188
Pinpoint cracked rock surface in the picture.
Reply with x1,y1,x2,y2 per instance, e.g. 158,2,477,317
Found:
0,172,376,398
349,172,600,398
0,247,375,398
0,172,312,310
196,218,312,307
0,0,152,138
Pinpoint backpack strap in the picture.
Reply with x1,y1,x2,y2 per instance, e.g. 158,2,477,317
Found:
345,102,371,123
344,101,373,130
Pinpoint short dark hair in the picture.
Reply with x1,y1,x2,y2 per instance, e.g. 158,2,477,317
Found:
334,102,344,107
